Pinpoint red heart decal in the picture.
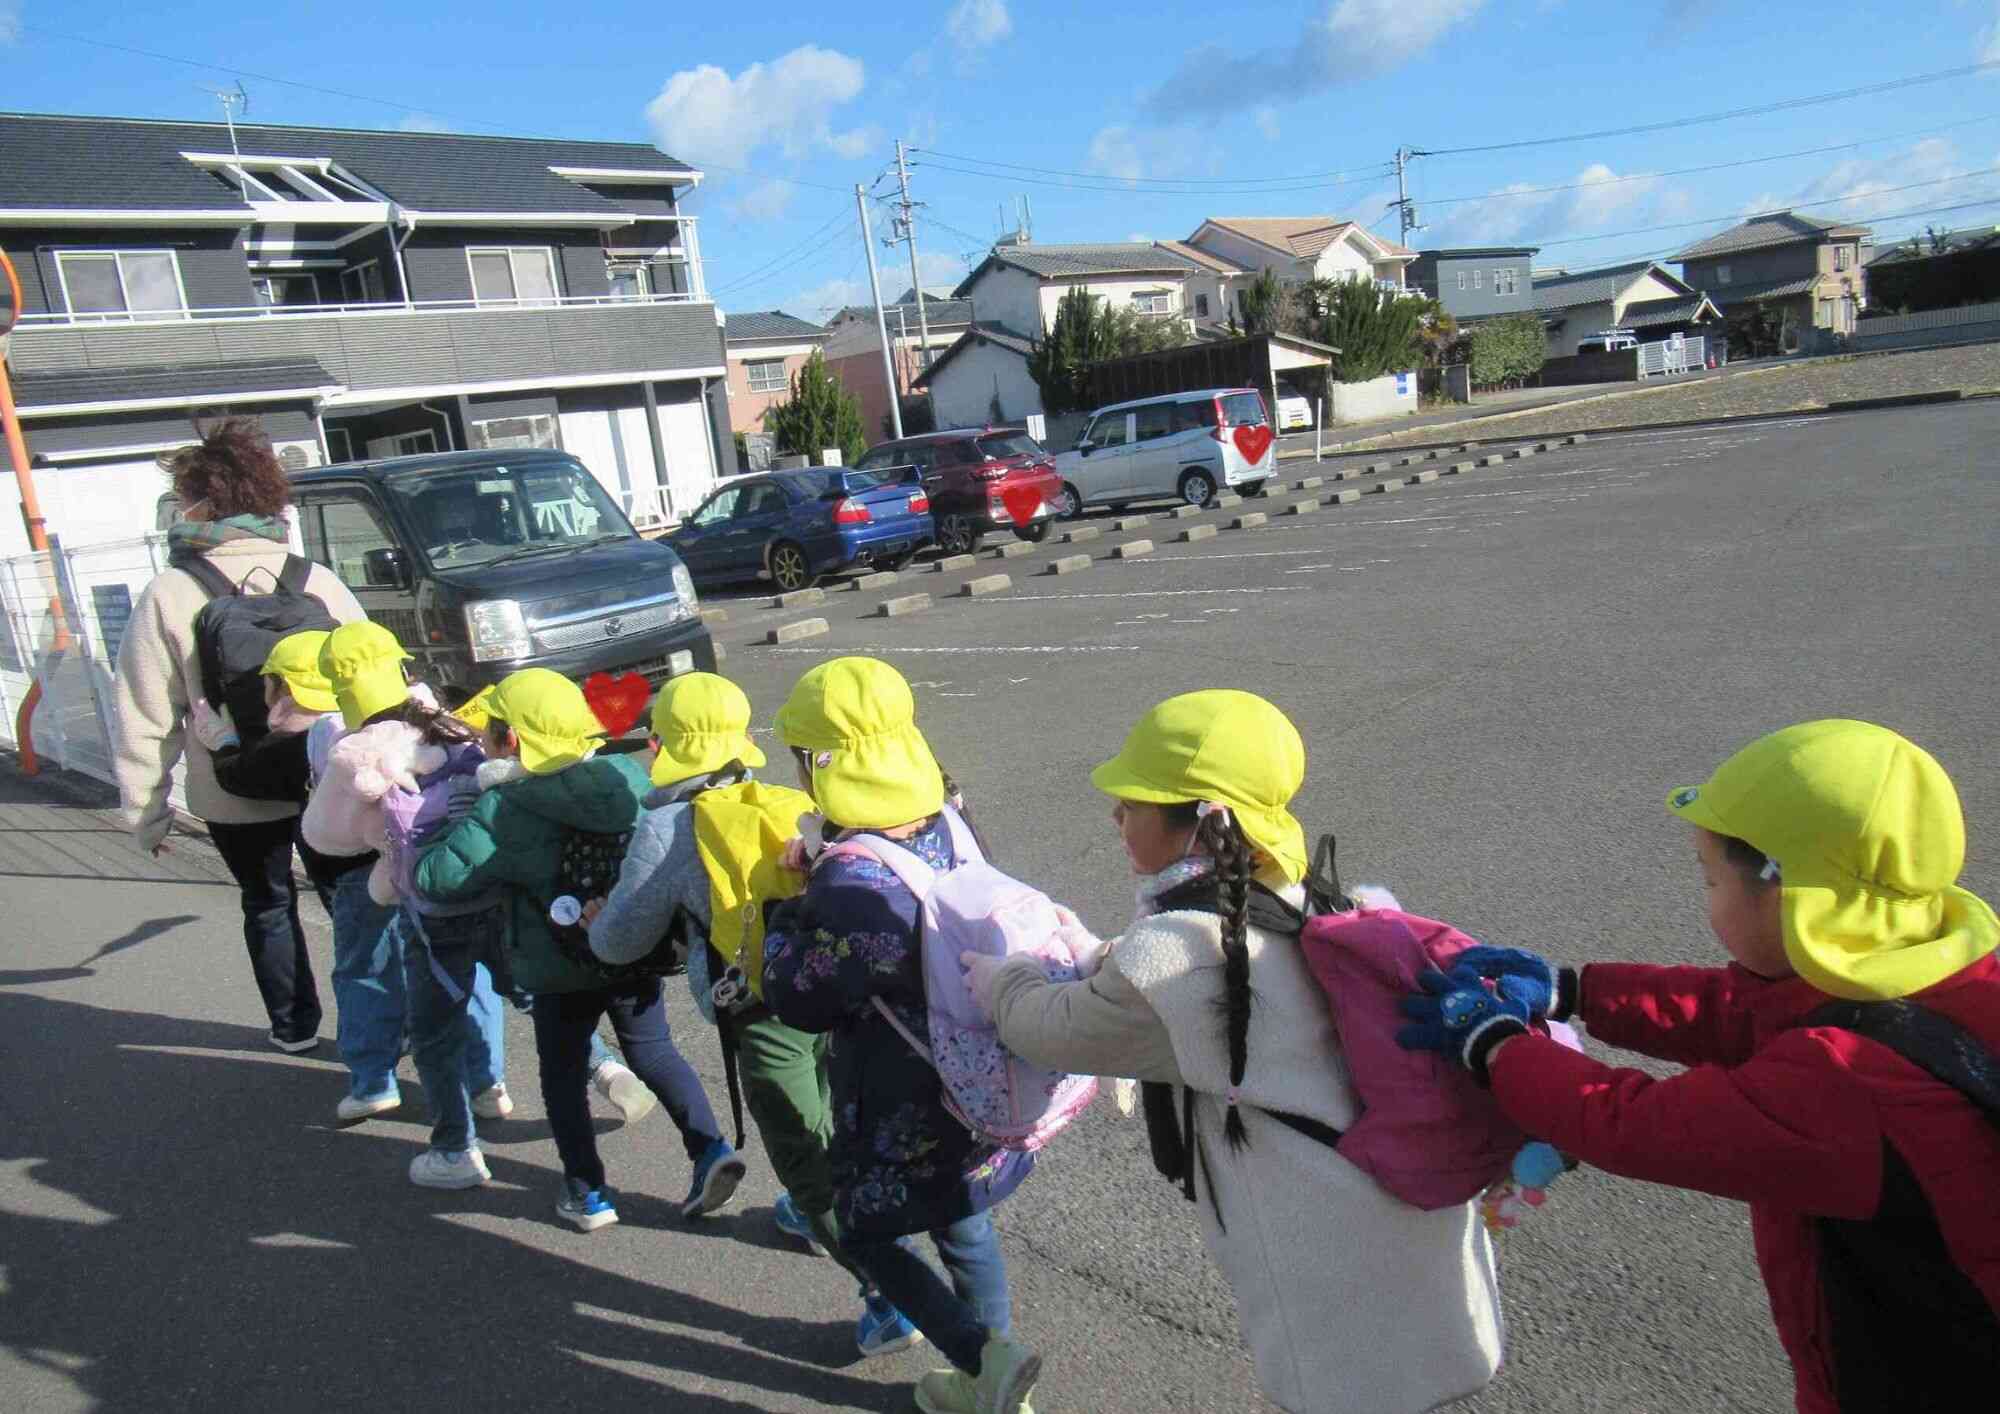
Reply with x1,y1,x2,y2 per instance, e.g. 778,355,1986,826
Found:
1232,423,1274,465
999,484,1046,527
582,671,650,738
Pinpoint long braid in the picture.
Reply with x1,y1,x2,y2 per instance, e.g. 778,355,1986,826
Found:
1199,810,1256,1150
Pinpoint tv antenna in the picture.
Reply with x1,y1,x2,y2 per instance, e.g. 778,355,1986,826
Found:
199,81,251,166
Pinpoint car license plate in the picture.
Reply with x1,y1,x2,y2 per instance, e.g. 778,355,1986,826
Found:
668,649,694,676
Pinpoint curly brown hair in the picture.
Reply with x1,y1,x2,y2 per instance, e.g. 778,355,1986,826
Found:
160,417,293,519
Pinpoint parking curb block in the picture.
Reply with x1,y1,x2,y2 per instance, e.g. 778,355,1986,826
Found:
1410,469,1438,484
930,554,977,572
878,594,932,618
773,587,825,609
1213,493,1243,508
1231,512,1267,529
1567,433,1588,444
960,574,1012,597
1047,554,1092,575
769,618,828,643
1506,445,1537,460
1285,499,1319,515
1479,453,1507,466
1112,539,1155,558
1328,489,1361,504
1167,505,1201,520
1114,516,1152,532
1369,478,1406,493
991,540,1035,559
1179,524,1218,542
713,643,726,664
849,571,898,591
1450,461,1475,475
1061,526,1102,544
1296,475,1323,489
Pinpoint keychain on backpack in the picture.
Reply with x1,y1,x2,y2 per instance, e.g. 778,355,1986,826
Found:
1478,1141,1569,1233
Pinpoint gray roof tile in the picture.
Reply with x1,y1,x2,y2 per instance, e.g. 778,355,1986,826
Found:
911,322,1036,386
1706,274,1818,304
724,310,826,342
1621,294,1723,328
953,242,1206,294
1672,210,1869,262
831,297,976,328
1531,260,1684,312
14,357,339,410
0,112,693,215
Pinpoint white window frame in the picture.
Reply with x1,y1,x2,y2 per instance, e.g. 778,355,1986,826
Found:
1834,244,1853,271
326,426,357,463
466,246,561,307
1471,268,1482,290
1194,292,1210,318
339,260,387,306
53,249,191,322
606,260,652,300
745,358,789,394
1456,270,1467,290
1715,263,1732,285
1129,289,1172,317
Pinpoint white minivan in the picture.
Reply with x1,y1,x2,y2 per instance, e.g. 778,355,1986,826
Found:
1051,387,1276,515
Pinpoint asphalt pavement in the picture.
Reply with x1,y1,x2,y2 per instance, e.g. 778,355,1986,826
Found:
4,399,1996,1413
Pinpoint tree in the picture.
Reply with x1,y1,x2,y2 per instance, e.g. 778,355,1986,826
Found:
1238,268,1287,335
1316,279,1426,383
767,350,866,465
1026,287,1116,417
1462,314,1545,389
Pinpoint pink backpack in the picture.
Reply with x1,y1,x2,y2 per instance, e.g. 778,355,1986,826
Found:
827,807,1099,1152
1301,905,1576,1210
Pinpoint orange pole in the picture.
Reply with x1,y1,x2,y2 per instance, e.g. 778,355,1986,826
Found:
1,250,68,774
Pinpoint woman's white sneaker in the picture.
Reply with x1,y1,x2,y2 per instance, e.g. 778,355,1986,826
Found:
592,1060,656,1124
408,1148,491,1189
471,1083,514,1120
335,1092,401,1125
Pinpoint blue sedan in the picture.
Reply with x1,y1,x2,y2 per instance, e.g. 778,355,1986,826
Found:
665,466,936,592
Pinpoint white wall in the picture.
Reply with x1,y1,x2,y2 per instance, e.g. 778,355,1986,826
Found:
1328,371,1418,423
557,383,718,527
1544,299,1618,357
928,342,1043,430
1034,274,1188,334
959,264,1043,335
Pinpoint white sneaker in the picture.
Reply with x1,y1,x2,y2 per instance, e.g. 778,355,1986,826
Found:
268,1032,319,1055
471,1083,514,1120
336,1092,401,1125
592,1060,656,1125
408,1148,491,1189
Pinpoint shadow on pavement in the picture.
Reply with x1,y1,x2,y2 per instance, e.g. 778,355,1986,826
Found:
0,991,889,1412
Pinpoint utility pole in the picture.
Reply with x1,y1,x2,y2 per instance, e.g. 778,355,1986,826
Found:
856,184,903,440
1392,146,1430,244
892,141,934,389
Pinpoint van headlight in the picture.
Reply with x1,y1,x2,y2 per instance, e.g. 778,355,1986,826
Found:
465,599,531,662
671,561,698,613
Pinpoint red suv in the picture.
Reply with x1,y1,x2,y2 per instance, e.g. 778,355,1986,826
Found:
852,427,1061,555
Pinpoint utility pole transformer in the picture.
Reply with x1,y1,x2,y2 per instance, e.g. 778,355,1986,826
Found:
856,184,903,440
893,140,934,393
1393,147,1430,244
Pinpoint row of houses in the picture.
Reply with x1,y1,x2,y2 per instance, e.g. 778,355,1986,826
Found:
722,208,1883,443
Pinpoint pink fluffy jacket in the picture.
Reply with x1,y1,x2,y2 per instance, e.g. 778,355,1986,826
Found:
301,719,449,905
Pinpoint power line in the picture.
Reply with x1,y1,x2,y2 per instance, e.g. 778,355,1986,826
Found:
16,22,856,196
1423,59,2000,157
709,207,859,297
910,157,1396,199
912,147,1396,190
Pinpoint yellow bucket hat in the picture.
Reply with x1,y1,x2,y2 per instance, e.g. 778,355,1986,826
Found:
1091,689,1309,885
450,684,498,734
774,657,944,830
318,622,413,730
1668,719,1998,1000
650,672,767,786
486,668,605,775
259,629,337,713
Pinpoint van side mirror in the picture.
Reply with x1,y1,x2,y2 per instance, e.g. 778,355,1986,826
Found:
1077,443,1092,457
363,546,410,589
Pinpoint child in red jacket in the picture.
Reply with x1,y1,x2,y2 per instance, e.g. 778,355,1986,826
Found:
1399,719,2000,1414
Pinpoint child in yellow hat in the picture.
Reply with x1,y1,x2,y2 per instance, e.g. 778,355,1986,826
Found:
760,657,1039,1414
412,668,744,1231
1398,719,2000,1414
966,689,1503,1414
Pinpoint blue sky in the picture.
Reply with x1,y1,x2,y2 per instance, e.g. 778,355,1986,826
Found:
6,1,2000,320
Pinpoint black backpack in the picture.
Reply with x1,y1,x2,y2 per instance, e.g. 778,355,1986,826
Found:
178,555,336,744
545,824,671,982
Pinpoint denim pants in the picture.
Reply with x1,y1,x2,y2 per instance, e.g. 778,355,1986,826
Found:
400,921,507,1154
845,1212,1011,1373
531,980,720,1189
327,867,406,1101
207,816,323,1044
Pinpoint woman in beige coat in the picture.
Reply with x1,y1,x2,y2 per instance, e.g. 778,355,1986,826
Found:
112,420,364,1052
965,690,1503,1414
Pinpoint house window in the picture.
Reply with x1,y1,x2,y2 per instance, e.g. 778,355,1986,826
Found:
1456,270,1467,291
1131,290,1172,317
1194,293,1210,318
325,426,357,463
606,262,651,300
1492,269,1517,296
339,260,387,305
252,273,324,310
1715,263,1731,285
1835,245,1853,271
1817,299,1835,326
467,246,560,306
470,415,558,450
746,359,789,394
54,250,188,321
1471,269,1482,290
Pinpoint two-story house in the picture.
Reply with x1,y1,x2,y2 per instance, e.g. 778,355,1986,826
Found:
1531,260,1723,357
1181,217,1415,323
1,111,734,554
949,242,1206,340
821,289,975,438
1672,210,1872,347
721,309,828,436
1406,247,1539,322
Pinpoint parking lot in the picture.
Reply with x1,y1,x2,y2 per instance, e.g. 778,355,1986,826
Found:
3,398,1994,1413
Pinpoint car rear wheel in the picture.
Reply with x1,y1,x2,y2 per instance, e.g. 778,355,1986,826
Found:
1241,480,1268,498
1053,483,1084,519
1178,469,1216,508
1014,519,1052,544
768,540,816,593
937,513,984,556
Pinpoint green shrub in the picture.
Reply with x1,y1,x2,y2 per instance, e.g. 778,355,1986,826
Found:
767,351,866,466
1464,315,1547,389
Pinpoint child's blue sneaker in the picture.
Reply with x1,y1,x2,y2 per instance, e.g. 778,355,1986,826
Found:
681,1138,747,1219
855,1292,923,1357
773,1192,829,1256
557,1178,619,1232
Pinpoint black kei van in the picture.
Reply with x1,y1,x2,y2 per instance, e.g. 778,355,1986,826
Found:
158,448,714,702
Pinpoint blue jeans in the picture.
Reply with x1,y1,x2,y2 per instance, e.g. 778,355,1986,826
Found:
208,817,323,1044
328,867,405,1101
845,1212,1011,1373
401,920,505,1154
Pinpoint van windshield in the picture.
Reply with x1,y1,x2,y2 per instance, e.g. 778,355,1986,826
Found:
383,459,635,568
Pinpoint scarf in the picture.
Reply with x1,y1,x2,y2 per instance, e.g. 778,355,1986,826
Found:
1104,854,1220,1116
166,514,290,567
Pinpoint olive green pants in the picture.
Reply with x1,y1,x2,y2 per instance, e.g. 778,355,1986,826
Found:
734,1008,867,1286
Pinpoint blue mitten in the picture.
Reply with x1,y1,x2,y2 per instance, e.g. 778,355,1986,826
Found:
1396,963,1537,1079
1453,945,1566,1018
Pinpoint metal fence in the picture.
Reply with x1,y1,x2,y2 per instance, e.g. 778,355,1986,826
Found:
1638,335,1706,378
0,531,185,809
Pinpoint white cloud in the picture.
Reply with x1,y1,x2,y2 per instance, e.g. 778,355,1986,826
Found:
1083,124,1222,182
1087,125,1146,183
1420,160,1686,247
1254,106,1281,141
644,45,868,172
947,0,1012,50
1980,4,2000,65
1143,0,1484,117
787,274,874,320
1567,162,1660,228
0,3,20,44
397,112,450,134
732,179,796,222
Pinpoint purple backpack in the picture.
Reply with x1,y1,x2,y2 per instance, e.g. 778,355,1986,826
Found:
825,807,1098,1152
381,742,500,917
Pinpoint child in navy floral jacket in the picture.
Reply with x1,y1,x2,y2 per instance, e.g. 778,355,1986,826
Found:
760,656,1039,1414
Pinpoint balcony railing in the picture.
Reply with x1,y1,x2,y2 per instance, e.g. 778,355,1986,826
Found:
13,288,706,331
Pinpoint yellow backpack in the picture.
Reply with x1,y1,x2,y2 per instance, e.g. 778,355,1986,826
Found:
690,778,816,1001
